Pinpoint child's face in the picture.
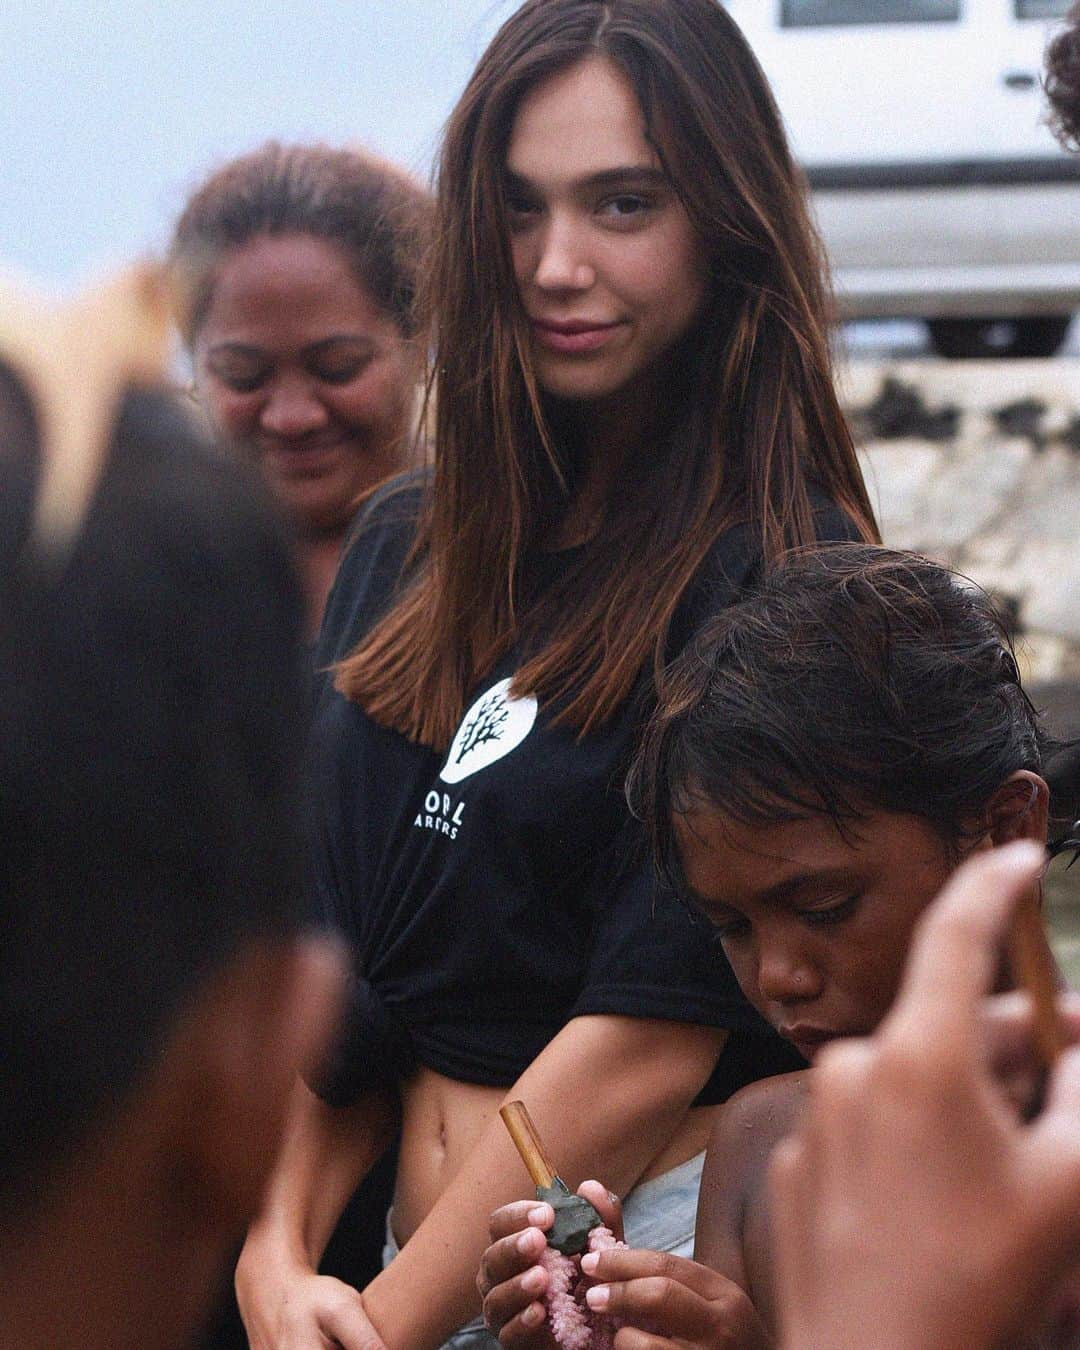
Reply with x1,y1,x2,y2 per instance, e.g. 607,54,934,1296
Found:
675,807,957,1061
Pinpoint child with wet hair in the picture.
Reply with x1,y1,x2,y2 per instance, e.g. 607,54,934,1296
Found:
479,545,1080,1349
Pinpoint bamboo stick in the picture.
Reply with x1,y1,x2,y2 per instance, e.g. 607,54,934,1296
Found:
500,1101,556,1190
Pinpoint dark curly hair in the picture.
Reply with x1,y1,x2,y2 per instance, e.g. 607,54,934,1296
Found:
627,545,1077,896
1045,4,1080,150
169,141,433,344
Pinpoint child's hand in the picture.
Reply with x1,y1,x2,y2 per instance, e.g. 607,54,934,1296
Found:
578,1247,771,1348
770,842,1080,1350
478,1180,622,1345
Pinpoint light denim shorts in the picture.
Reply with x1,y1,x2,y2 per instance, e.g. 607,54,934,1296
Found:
382,1150,706,1349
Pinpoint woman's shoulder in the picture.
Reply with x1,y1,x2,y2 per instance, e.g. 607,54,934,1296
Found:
805,482,865,545
344,469,427,554
315,471,427,669
671,489,861,656
704,487,859,567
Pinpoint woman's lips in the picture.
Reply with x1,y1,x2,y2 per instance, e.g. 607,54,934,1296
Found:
531,318,623,354
263,437,351,475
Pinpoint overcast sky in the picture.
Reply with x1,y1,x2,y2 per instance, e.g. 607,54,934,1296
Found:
1,1,513,285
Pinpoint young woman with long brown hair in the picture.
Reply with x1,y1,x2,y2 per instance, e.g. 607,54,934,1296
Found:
236,3,878,1347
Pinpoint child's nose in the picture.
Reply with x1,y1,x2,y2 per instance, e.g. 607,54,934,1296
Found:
757,942,819,1006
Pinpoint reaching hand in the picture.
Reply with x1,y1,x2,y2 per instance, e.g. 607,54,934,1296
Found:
770,841,1080,1350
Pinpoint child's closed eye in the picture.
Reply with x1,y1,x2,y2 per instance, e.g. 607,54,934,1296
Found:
709,914,751,943
799,894,861,927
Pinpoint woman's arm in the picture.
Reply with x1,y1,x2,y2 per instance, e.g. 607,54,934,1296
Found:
360,1014,728,1349
235,1081,399,1349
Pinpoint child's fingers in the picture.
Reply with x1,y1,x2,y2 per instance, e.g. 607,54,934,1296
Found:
477,1228,548,1299
885,843,1045,1057
581,1249,720,1298
1034,1047,1080,1197
981,991,1080,1073
577,1178,624,1240
491,1299,557,1349
488,1200,554,1242
587,1266,763,1344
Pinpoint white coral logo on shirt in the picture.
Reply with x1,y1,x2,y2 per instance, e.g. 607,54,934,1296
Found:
439,677,538,784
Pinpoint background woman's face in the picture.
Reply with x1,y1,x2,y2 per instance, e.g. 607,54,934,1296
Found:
195,233,414,538
505,56,709,406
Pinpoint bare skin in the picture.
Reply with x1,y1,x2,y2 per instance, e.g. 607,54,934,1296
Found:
693,1073,809,1341
395,1069,716,1246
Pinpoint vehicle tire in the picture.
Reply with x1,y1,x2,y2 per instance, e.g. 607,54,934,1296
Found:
927,316,1072,359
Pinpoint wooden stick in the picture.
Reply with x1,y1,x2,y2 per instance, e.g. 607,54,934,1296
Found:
1007,891,1068,1069
500,1101,556,1190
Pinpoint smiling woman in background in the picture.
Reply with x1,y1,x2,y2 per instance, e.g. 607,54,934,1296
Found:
170,141,432,639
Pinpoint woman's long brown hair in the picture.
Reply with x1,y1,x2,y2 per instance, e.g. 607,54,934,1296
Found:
337,0,879,751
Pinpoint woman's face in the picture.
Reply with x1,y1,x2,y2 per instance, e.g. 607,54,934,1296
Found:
195,233,414,538
675,807,961,1062
505,56,709,406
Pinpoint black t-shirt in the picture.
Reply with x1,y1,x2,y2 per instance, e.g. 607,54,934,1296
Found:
309,483,857,1106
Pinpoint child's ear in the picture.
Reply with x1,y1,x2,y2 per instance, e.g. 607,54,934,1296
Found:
984,770,1049,848
152,937,346,1236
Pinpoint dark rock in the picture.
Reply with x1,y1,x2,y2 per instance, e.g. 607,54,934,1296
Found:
993,398,1048,449
862,376,960,442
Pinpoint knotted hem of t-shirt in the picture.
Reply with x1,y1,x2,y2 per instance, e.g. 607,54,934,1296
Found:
306,972,417,1107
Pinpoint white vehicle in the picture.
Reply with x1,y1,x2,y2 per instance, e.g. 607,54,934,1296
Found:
726,0,1080,356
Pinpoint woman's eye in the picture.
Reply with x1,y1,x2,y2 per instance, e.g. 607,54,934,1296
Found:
800,895,860,928
599,194,652,220
504,192,540,220
212,366,268,393
313,359,367,385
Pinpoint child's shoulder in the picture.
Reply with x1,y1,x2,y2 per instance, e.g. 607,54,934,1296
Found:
695,1071,809,1279
707,1071,809,1192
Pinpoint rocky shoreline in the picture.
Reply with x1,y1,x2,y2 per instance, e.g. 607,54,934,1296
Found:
841,357,1080,685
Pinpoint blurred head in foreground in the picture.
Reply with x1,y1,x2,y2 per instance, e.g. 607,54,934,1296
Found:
0,355,343,1349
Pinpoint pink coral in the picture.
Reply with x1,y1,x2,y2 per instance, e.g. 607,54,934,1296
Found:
541,1225,626,1350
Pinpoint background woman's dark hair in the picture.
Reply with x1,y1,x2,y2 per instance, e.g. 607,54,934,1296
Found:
336,0,878,751
169,140,433,344
1046,4,1080,150
0,363,307,1227
627,545,1074,895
